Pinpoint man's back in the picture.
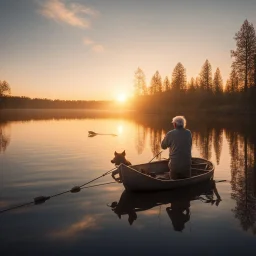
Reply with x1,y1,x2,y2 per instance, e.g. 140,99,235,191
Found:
161,128,192,176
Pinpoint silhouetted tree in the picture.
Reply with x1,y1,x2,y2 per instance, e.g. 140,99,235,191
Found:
195,77,200,90
163,76,171,91
231,20,256,92
0,81,11,96
200,60,213,92
134,67,147,96
171,63,187,91
254,54,256,86
149,71,162,95
187,77,196,92
213,68,223,94
229,67,240,93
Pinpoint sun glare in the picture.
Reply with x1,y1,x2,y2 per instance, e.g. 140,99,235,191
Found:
116,93,127,103
117,125,123,134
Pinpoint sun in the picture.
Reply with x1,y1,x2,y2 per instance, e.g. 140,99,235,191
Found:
116,93,127,103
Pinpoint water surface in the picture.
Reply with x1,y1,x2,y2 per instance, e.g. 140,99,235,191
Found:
0,110,256,255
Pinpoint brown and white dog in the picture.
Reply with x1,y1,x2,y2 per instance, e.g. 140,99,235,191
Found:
111,150,132,166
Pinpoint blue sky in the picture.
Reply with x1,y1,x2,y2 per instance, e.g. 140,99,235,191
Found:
0,0,256,100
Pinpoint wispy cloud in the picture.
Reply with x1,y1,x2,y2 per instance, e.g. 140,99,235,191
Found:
83,37,105,53
92,44,104,53
83,37,94,45
38,0,98,28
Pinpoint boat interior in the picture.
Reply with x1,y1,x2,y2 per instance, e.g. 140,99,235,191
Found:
130,159,213,180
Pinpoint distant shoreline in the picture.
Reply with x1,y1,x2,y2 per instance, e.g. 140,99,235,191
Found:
0,108,256,124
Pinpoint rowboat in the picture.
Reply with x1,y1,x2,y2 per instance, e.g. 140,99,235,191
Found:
112,157,214,192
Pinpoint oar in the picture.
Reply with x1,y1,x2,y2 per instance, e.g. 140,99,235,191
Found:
88,131,117,136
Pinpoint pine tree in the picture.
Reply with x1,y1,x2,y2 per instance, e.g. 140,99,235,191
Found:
195,77,200,90
171,63,187,91
225,79,232,94
231,20,256,92
213,68,223,94
229,67,240,93
254,54,256,86
0,80,11,96
199,59,213,92
134,67,147,96
149,71,162,95
163,76,171,91
188,77,196,92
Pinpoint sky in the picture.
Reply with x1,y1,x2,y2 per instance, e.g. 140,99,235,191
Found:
0,0,256,101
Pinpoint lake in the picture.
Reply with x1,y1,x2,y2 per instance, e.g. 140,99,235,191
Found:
0,109,256,255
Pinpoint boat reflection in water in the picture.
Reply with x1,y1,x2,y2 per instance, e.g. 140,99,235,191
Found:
110,180,221,231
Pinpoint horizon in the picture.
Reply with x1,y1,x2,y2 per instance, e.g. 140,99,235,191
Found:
0,0,256,100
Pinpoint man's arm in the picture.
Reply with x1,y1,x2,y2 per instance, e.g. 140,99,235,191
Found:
161,132,170,149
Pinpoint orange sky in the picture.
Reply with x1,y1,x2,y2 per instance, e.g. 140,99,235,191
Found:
0,0,256,100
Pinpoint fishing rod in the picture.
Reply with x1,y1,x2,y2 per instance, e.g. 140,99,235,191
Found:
149,151,163,163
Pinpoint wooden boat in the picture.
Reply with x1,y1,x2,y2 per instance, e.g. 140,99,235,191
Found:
112,157,214,192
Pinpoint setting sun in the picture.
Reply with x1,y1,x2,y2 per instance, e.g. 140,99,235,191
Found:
116,93,127,102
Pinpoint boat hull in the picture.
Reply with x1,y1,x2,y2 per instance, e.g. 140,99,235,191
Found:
118,158,214,192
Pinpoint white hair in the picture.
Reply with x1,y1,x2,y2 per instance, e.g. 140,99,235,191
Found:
172,116,186,128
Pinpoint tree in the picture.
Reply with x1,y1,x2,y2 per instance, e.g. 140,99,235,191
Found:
163,76,171,91
0,80,11,96
229,67,240,93
254,54,256,86
134,67,147,96
195,77,200,90
225,79,232,94
187,77,196,92
231,20,256,92
149,71,162,95
171,62,187,91
199,59,213,92
213,68,223,94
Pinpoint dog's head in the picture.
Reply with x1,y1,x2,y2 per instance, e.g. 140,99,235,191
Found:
111,150,128,166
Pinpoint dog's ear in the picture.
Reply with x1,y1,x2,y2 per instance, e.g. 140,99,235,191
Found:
122,150,126,156
114,151,117,156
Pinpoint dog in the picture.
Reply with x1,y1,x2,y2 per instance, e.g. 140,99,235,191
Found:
111,150,132,166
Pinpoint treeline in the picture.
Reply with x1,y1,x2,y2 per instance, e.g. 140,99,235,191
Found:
0,96,115,109
133,20,256,113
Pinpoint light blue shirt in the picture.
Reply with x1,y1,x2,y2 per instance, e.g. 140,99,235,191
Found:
161,128,192,174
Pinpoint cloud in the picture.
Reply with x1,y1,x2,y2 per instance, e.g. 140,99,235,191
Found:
92,44,104,53
83,38,94,45
83,37,105,53
39,0,98,28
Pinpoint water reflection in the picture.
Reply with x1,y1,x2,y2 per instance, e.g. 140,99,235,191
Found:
0,123,11,153
149,129,163,160
226,129,256,233
134,124,147,155
110,180,221,231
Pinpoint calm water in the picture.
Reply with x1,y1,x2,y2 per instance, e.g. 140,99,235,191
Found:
1,110,256,255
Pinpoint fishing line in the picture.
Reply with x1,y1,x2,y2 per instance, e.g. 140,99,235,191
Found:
0,178,118,214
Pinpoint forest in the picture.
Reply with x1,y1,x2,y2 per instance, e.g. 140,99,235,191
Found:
132,20,256,113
